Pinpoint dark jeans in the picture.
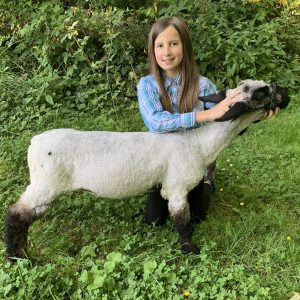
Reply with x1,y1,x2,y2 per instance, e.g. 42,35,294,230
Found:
145,178,211,226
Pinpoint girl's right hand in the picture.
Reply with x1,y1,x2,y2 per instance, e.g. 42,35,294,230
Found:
196,90,243,123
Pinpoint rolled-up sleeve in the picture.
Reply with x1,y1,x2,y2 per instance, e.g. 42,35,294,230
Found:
200,77,218,109
137,77,196,133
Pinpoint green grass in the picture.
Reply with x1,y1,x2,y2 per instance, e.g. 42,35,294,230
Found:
0,96,299,299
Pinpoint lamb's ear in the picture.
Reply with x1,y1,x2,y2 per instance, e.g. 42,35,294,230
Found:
199,90,226,103
215,102,249,122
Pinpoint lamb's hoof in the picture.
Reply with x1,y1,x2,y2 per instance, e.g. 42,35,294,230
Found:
181,243,200,254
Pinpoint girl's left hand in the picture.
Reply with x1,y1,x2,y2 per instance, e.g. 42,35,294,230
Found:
264,107,280,119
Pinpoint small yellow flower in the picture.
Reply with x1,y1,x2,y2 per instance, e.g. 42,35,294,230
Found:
240,202,245,206
290,1,300,9
220,188,224,192
277,0,288,6
183,290,190,297
287,236,292,241
72,30,78,36
32,45,38,49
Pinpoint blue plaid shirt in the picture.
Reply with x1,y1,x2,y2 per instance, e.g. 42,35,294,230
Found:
137,74,217,133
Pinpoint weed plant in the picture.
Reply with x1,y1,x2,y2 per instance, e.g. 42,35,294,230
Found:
0,0,300,299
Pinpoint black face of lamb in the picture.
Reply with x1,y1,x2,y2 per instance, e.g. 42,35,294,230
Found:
276,86,290,109
248,84,290,111
200,82,290,122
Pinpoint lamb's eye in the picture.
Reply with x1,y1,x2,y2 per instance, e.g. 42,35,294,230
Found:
254,92,265,100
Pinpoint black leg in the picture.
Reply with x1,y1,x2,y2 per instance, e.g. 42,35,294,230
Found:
171,207,200,254
145,189,168,226
5,204,36,259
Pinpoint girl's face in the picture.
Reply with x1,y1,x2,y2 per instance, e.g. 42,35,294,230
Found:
154,25,183,78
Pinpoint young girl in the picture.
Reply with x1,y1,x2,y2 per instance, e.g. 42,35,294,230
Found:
137,16,241,226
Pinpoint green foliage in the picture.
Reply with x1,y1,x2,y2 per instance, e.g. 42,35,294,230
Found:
158,0,300,88
0,245,279,299
0,0,149,135
1,0,299,135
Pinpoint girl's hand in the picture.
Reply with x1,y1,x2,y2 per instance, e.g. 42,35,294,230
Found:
196,90,243,123
263,106,280,119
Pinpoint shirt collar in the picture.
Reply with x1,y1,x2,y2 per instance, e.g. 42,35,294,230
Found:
163,73,181,89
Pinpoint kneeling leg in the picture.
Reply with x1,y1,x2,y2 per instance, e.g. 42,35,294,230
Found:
188,178,211,224
145,188,168,226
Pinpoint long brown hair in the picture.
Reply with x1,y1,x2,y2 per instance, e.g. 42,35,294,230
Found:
148,16,199,113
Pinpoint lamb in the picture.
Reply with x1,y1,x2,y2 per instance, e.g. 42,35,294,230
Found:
4,80,290,259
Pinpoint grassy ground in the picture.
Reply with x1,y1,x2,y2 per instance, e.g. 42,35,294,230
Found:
0,95,299,299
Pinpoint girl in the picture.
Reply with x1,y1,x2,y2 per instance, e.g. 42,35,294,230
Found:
137,16,241,226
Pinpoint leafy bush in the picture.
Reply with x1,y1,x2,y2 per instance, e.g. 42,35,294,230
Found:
0,0,299,135
159,0,300,88
0,0,149,134
0,0,300,134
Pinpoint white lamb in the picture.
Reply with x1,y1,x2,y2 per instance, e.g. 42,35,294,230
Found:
5,80,290,258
